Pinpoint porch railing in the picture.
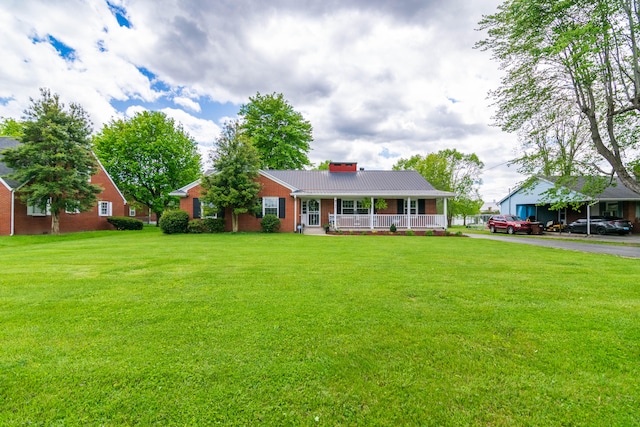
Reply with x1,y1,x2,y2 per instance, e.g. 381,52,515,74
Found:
329,214,447,229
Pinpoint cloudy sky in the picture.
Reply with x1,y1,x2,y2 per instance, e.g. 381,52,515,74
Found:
0,0,520,207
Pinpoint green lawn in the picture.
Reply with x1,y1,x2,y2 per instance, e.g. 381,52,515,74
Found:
1,228,639,426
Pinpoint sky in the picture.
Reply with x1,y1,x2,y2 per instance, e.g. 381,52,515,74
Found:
0,0,521,208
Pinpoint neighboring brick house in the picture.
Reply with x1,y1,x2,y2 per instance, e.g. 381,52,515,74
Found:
0,136,127,235
499,176,640,230
170,162,454,233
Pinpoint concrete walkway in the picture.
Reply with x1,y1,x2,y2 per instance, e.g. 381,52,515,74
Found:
468,232,640,258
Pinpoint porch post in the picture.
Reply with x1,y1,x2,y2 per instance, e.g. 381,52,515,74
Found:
407,197,411,229
586,203,591,236
443,198,448,229
294,195,297,232
334,197,338,229
370,196,374,230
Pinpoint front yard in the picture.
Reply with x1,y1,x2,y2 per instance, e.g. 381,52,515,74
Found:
1,228,639,425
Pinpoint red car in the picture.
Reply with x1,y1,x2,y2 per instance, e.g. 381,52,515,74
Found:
487,215,533,235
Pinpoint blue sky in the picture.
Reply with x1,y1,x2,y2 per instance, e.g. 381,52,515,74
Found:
0,0,518,206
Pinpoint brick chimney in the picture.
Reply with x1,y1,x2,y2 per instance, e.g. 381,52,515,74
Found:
328,162,358,172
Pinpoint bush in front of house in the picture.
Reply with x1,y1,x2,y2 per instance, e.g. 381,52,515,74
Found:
203,217,226,233
188,220,207,234
159,210,190,234
260,214,281,233
107,216,144,230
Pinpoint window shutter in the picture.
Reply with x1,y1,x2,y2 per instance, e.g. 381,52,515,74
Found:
397,199,404,214
256,198,263,218
278,198,286,218
418,199,425,214
193,198,201,219
218,207,225,218
337,199,342,214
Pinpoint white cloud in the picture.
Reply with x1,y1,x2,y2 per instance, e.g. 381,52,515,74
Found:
0,0,523,204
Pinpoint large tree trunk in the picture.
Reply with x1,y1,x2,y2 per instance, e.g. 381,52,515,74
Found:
232,213,239,232
51,211,60,235
155,211,162,227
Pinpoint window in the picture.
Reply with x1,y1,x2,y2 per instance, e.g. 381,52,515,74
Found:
341,200,368,215
409,200,417,215
27,203,49,216
129,207,136,217
263,197,278,216
202,202,217,219
65,206,81,214
98,201,112,216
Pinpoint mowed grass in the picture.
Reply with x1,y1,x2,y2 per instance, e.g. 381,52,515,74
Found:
1,229,639,426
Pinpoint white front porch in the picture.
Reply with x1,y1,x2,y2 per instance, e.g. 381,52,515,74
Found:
328,213,447,230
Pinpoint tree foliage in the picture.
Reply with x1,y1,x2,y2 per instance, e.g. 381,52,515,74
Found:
239,92,313,170
478,0,640,196
393,149,484,225
93,111,201,223
201,121,262,232
0,117,24,137
314,160,332,170
1,89,102,234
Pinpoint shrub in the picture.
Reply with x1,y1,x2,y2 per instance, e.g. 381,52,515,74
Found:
425,229,434,236
159,210,190,234
203,217,226,233
405,229,415,236
107,216,144,230
390,223,397,233
188,220,206,234
260,214,281,233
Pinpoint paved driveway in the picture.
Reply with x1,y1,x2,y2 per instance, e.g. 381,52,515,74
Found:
468,232,640,259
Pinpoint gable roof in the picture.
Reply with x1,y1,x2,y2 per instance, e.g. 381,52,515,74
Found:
0,136,126,203
171,168,455,198
499,176,640,204
0,136,21,189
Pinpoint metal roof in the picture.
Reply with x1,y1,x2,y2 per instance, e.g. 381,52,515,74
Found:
262,169,454,198
0,137,21,189
546,176,640,201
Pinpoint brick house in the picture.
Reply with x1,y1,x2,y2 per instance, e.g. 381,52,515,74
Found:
170,162,454,233
0,136,127,235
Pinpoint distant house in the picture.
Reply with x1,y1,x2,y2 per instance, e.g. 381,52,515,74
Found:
0,136,127,235
170,162,454,233
498,176,640,229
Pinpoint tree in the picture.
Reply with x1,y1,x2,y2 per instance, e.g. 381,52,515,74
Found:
477,0,640,196
239,92,313,170
93,111,201,224
393,149,484,226
201,121,262,232
314,160,332,170
0,117,23,137
1,89,102,234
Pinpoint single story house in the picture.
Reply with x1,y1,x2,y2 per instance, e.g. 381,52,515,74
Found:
0,136,127,235
170,162,454,233
499,176,640,229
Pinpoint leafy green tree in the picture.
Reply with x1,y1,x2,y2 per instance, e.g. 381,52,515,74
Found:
393,149,484,226
93,111,201,224
201,121,262,232
478,0,640,195
1,89,101,234
239,92,313,170
314,160,332,170
0,117,23,137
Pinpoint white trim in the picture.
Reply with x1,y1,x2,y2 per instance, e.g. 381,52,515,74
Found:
10,189,14,236
93,154,127,204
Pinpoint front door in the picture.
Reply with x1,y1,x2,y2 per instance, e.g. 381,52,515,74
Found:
303,199,320,226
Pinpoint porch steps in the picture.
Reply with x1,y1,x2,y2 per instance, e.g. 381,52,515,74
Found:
301,226,327,235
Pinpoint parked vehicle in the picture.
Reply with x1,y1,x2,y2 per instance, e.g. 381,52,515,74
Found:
487,215,533,234
566,216,633,235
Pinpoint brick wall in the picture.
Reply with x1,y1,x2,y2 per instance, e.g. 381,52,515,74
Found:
0,184,12,236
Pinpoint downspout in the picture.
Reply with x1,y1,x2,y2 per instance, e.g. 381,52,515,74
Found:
10,189,15,236
443,197,448,229
294,195,297,232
